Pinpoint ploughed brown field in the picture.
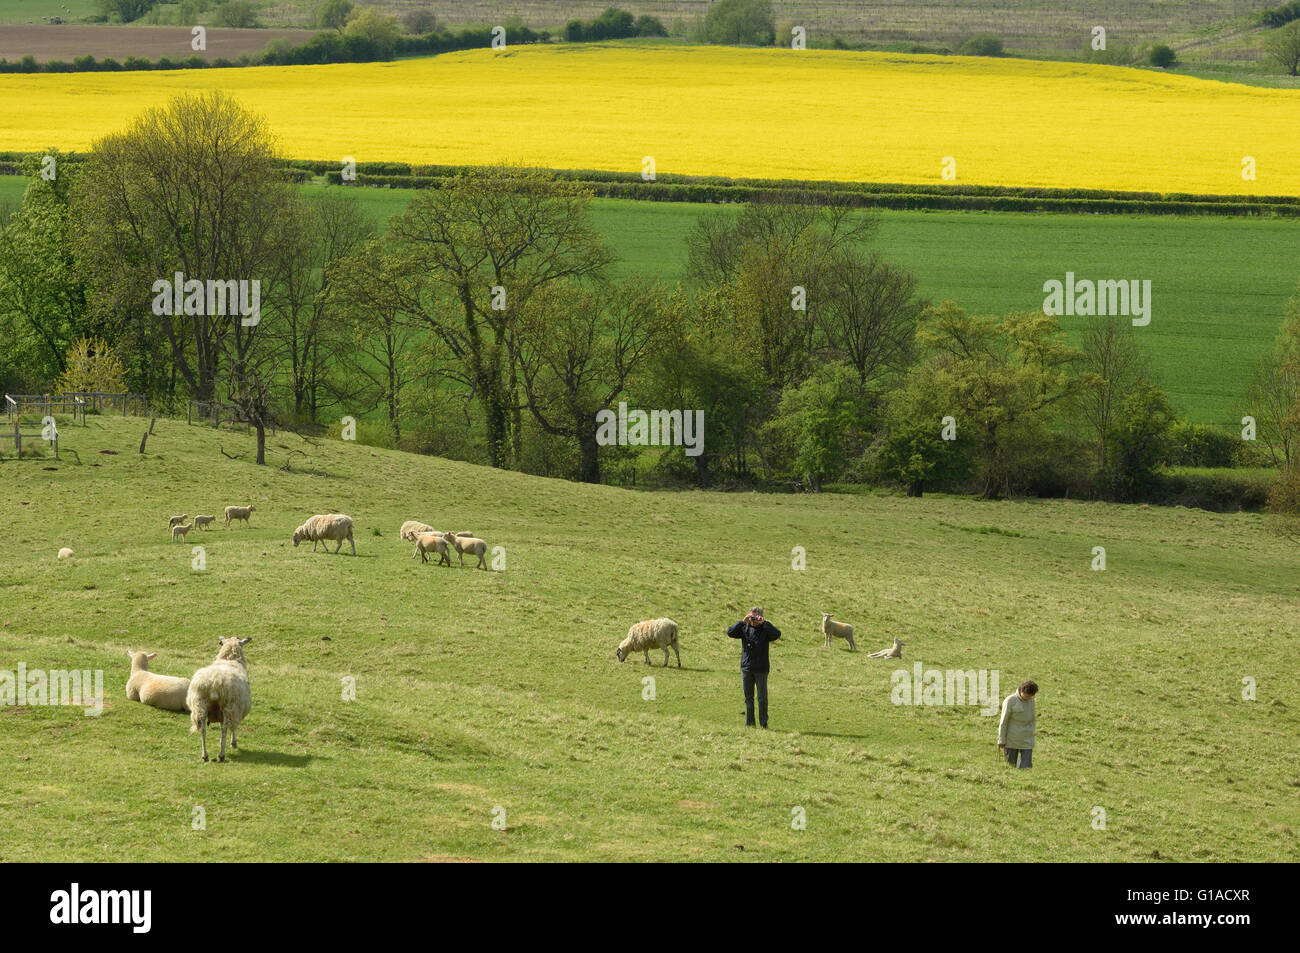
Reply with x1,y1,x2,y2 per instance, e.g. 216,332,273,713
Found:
0,25,318,62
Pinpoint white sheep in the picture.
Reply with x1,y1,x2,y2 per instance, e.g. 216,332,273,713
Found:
412,531,451,565
192,515,216,531
399,520,435,542
168,514,188,529
866,637,905,659
616,618,681,667
224,505,255,527
187,637,252,763
445,532,488,570
125,650,190,712
822,613,856,651
292,513,356,555
57,547,74,559
171,521,194,542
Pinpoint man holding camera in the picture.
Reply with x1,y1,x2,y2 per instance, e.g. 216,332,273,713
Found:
727,607,781,728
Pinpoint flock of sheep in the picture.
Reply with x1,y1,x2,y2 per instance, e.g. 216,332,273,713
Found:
167,505,254,541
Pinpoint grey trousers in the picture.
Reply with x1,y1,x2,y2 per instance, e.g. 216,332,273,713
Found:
1004,747,1033,769
743,670,768,727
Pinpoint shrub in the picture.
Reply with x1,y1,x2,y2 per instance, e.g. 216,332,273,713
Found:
704,0,774,46
343,7,402,59
123,55,152,70
212,0,260,28
564,19,585,42
95,0,158,23
1260,1,1300,28
958,33,1003,56
72,55,98,71
1148,44,1177,67
401,8,438,35
1168,420,1238,468
315,0,352,31
635,14,667,37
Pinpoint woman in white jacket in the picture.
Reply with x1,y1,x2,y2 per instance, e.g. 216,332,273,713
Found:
998,680,1039,768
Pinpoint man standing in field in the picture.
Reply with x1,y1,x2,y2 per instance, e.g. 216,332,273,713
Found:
998,680,1039,768
728,607,781,728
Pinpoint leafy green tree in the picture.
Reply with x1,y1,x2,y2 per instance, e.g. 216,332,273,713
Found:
764,362,871,491
1148,43,1177,67
1265,20,1300,75
704,0,774,46
1103,382,1175,500
344,7,402,58
94,0,158,23
212,0,259,27
316,0,353,31
873,363,976,496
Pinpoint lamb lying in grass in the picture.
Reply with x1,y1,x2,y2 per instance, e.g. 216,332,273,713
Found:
866,637,905,659
617,618,681,667
292,513,356,555
822,613,856,651
187,637,252,763
125,650,190,712
57,547,74,559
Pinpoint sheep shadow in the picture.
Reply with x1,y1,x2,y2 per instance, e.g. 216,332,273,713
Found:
227,749,316,768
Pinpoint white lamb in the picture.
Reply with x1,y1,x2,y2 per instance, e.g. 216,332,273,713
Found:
616,618,681,667
125,650,190,712
187,637,252,763
293,513,356,555
57,547,74,559
192,515,216,531
168,514,188,529
172,521,194,542
224,505,255,527
445,532,488,570
412,531,451,565
400,520,436,542
866,637,905,659
822,613,857,651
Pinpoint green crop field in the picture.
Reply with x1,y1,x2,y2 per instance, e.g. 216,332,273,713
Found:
1,414,1297,861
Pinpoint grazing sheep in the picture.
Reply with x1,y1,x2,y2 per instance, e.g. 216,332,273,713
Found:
125,650,190,712
400,520,436,542
445,532,488,570
292,513,356,555
224,505,255,527
168,514,188,529
187,637,252,763
172,522,194,542
57,547,74,559
412,531,451,565
192,515,216,531
822,613,856,651
617,618,681,667
866,637,905,659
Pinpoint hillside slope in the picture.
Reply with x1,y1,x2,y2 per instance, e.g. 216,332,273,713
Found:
0,415,1296,860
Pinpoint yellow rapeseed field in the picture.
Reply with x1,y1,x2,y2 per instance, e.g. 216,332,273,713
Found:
2,43,1299,194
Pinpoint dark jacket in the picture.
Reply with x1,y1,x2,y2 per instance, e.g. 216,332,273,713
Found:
727,619,781,673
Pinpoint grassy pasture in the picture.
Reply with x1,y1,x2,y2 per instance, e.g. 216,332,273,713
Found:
0,414,1297,861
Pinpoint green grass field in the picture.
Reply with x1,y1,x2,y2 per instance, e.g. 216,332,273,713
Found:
0,414,1296,860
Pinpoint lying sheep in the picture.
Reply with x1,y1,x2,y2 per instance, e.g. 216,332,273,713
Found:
445,532,488,570
187,637,252,763
822,613,856,651
168,514,188,530
192,515,216,531
292,513,356,555
413,531,451,566
125,650,190,712
172,521,194,542
617,618,681,667
57,547,74,559
866,637,905,659
224,505,255,527
400,520,436,542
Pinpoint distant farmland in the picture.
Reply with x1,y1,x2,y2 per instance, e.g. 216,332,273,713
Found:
0,24,316,62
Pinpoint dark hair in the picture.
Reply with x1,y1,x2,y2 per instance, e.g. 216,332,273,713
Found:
1020,680,1039,696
